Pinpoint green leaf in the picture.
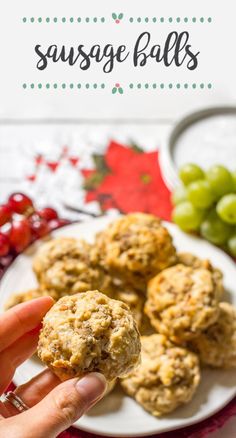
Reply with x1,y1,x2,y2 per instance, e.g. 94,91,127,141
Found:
93,154,109,173
130,142,144,153
118,13,124,19
118,87,124,94
112,87,117,94
83,172,104,190
112,13,117,20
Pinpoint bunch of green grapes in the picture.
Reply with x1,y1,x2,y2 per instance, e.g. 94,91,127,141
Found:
172,164,236,257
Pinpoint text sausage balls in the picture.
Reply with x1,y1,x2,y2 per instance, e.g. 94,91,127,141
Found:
93,213,177,292
38,291,141,381
121,334,200,416
145,264,223,343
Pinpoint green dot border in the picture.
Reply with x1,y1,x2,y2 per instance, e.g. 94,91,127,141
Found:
22,82,213,91
22,16,213,24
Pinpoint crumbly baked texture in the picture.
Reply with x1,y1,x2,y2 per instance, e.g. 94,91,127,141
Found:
177,253,223,285
145,264,223,343
106,277,145,329
33,238,86,276
33,237,111,296
93,213,177,292
38,291,141,381
4,288,58,310
113,290,144,329
177,252,212,269
121,334,200,416
105,379,117,396
190,302,236,368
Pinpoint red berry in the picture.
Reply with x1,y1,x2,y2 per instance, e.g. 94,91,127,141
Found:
38,207,58,222
0,233,10,257
0,204,12,226
115,19,120,24
0,254,14,268
30,216,49,238
8,193,33,215
48,218,70,231
9,219,32,253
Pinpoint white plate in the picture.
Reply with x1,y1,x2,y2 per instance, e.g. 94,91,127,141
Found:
0,217,236,437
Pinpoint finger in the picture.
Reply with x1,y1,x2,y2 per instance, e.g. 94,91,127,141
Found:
0,296,54,352
12,373,107,438
3,369,60,416
0,329,40,393
15,369,60,406
0,402,10,419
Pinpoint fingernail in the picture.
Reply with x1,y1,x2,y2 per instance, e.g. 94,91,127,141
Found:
76,373,107,405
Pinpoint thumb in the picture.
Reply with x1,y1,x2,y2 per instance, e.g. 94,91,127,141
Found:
18,373,107,438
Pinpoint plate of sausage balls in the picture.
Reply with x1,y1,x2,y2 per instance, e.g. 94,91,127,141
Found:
1,213,236,436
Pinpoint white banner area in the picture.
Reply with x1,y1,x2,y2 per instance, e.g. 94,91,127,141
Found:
0,0,235,120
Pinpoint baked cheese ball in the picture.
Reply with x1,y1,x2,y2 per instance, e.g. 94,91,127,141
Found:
93,213,177,292
33,238,85,276
38,291,141,381
106,277,145,329
33,237,111,296
113,289,144,330
177,252,213,269
190,302,236,368
177,253,223,285
5,288,58,310
105,378,117,396
145,264,223,343
121,334,200,416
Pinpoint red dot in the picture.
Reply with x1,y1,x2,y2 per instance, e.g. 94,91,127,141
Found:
115,83,120,88
69,157,79,167
35,154,44,165
27,174,36,182
47,161,59,172
116,19,120,24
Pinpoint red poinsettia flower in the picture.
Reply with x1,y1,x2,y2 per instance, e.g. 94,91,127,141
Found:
82,141,172,220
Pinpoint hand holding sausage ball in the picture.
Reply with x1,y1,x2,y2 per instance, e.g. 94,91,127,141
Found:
0,293,140,438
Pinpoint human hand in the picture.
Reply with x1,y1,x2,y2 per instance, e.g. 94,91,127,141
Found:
0,297,107,438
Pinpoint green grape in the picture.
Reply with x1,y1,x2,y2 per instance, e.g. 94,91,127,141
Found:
179,163,205,186
206,165,234,198
217,194,236,224
228,234,236,257
200,210,232,245
232,170,236,191
187,180,214,209
171,186,187,205
172,201,204,231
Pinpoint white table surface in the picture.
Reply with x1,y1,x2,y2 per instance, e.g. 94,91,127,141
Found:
0,121,235,438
